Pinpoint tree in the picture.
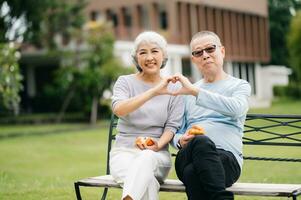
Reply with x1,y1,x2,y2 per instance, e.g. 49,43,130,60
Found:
268,0,301,65
55,21,132,124
0,0,86,48
0,0,86,117
287,10,301,82
0,42,23,115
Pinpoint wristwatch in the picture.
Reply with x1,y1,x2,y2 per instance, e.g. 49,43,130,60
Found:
176,140,182,150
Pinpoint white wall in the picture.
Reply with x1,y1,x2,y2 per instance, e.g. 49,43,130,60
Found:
256,65,292,100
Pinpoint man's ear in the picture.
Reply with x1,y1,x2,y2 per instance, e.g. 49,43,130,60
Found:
191,55,197,64
221,46,226,58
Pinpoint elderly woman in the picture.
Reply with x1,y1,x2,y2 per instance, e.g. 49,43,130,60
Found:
110,31,184,200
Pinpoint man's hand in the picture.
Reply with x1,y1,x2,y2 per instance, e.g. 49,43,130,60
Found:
170,73,199,96
179,131,195,148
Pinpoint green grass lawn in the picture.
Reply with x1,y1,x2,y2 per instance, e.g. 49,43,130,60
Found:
0,99,301,200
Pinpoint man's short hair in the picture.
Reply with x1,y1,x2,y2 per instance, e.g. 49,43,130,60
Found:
190,31,222,50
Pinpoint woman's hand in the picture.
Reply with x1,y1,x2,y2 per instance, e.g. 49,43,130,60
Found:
151,76,173,96
170,73,199,96
113,76,173,117
145,140,160,152
136,137,160,151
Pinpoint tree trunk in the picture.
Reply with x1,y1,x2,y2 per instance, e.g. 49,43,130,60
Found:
90,95,98,125
56,85,76,123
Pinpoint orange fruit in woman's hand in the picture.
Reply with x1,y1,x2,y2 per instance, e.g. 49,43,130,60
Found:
135,137,155,146
145,137,155,146
135,137,144,146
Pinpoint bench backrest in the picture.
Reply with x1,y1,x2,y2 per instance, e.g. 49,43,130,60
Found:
105,114,301,174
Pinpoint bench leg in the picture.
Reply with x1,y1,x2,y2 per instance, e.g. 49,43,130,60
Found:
74,182,82,200
101,188,108,200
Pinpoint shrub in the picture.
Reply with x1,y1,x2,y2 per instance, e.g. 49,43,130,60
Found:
273,83,301,99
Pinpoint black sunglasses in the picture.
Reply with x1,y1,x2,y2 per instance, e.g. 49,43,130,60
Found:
191,45,217,57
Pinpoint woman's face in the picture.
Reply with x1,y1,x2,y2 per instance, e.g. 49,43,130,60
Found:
136,42,164,75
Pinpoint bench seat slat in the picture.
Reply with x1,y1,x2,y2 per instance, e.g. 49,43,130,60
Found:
76,175,301,197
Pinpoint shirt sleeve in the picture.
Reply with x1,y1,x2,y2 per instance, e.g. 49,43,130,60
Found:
163,82,185,135
111,76,130,110
196,81,251,118
164,94,184,135
171,98,188,149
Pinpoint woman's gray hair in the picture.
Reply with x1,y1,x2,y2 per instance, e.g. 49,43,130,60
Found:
131,31,168,72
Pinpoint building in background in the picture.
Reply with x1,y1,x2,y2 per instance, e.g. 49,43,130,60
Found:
85,0,291,107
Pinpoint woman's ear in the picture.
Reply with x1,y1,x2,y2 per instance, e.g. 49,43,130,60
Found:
161,58,168,68
132,55,142,72
132,55,138,66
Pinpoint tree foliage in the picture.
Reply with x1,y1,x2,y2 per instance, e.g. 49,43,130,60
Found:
0,0,86,116
0,0,86,48
0,42,23,115
55,21,132,123
268,0,301,65
287,10,301,82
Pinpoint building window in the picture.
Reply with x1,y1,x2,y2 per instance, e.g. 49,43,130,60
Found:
106,9,118,27
141,5,150,29
124,7,132,27
158,3,168,30
90,11,98,21
159,11,168,29
181,58,192,77
233,62,256,95
90,10,105,22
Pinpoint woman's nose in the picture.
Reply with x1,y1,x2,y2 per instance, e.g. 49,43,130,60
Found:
145,53,154,60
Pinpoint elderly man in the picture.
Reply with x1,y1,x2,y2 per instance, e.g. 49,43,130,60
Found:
172,31,251,200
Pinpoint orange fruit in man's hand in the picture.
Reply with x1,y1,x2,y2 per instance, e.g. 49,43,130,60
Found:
188,125,205,135
135,137,155,146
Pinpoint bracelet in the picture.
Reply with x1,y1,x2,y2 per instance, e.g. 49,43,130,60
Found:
176,140,182,149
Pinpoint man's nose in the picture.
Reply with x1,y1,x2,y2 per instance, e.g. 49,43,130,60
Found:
202,51,210,60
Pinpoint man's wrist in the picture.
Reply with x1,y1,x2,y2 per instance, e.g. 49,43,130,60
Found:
190,86,199,96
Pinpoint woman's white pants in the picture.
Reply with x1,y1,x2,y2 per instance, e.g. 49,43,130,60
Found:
110,147,172,200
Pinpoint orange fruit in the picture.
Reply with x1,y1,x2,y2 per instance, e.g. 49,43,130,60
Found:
188,125,205,135
135,137,155,146
145,138,155,146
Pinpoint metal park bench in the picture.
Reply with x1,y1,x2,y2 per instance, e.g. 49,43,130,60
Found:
74,114,301,200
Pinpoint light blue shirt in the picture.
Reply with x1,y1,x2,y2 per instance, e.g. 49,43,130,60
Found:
172,75,251,169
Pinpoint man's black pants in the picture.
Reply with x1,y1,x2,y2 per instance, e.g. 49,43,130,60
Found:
175,136,241,200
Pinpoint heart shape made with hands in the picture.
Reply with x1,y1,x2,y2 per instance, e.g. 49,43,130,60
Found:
165,75,193,96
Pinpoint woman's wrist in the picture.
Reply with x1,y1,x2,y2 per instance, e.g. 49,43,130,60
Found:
148,87,158,97
157,141,164,150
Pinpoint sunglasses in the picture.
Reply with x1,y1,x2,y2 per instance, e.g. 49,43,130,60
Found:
191,45,217,57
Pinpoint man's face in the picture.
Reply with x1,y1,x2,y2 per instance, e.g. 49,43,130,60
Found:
191,35,225,77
